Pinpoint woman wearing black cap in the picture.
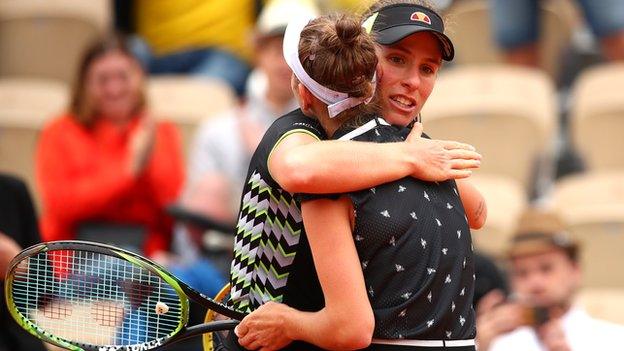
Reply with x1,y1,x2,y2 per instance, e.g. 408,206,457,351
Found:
233,1,483,351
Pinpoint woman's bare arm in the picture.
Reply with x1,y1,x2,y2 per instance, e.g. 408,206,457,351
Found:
457,179,487,229
236,197,374,350
269,123,481,194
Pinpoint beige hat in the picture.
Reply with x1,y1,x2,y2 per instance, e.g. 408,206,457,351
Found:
256,0,320,38
507,209,579,260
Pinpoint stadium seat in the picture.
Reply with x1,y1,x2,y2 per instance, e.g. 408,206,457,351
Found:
0,0,110,83
468,174,527,259
577,288,624,325
569,63,624,171
0,78,69,209
147,76,236,159
421,65,557,191
552,171,624,287
443,0,577,79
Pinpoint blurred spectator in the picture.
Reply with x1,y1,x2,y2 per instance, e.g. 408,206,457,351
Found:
0,174,46,351
476,209,624,350
118,0,260,97
182,0,319,222
491,0,624,66
35,34,184,259
170,0,320,278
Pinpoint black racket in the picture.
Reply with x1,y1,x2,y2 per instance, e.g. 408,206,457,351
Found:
4,240,245,351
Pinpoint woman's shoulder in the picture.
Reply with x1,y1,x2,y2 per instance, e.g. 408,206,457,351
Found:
154,118,178,131
41,113,83,135
154,118,183,139
269,109,325,138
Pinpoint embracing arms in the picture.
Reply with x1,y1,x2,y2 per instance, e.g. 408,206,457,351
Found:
268,122,486,229
268,122,481,194
235,197,373,350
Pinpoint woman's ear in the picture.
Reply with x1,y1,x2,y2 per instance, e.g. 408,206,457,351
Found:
298,84,316,116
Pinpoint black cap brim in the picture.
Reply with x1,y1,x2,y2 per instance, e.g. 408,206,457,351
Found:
364,4,455,61
375,25,454,61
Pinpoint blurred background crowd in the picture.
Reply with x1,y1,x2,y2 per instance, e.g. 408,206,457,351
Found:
0,0,623,350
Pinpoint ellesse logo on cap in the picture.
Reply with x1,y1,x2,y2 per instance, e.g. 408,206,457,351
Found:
410,11,431,25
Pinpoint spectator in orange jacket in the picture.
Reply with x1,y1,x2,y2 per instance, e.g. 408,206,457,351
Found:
36,34,184,258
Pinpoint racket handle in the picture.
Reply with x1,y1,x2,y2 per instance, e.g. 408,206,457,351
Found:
181,319,239,340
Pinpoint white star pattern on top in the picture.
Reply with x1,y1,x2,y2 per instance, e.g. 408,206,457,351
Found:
355,235,364,241
463,257,467,268
338,120,474,340
311,119,475,338
459,315,466,326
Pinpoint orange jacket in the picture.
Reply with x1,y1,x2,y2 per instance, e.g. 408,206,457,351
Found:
36,114,184,256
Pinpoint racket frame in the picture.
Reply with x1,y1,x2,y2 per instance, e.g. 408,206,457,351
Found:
5,241,243,351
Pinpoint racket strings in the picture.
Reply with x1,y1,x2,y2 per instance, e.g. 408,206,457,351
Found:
11,249,184,347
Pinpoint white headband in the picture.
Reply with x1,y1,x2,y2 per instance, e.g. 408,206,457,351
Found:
283,15,376,118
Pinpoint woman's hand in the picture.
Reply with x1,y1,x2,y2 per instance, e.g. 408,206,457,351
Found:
235,301,296,351
128,113,156,176
405,122,482,181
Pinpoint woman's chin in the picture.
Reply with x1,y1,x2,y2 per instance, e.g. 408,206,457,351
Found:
383,111,415,128
100,107,134,122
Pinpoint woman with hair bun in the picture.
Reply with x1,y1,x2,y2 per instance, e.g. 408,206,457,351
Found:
223,13,380,351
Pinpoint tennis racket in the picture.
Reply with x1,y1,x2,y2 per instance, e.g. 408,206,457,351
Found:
4,240,246,351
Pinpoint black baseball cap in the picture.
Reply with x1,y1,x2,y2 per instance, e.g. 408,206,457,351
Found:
362,3,454,61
